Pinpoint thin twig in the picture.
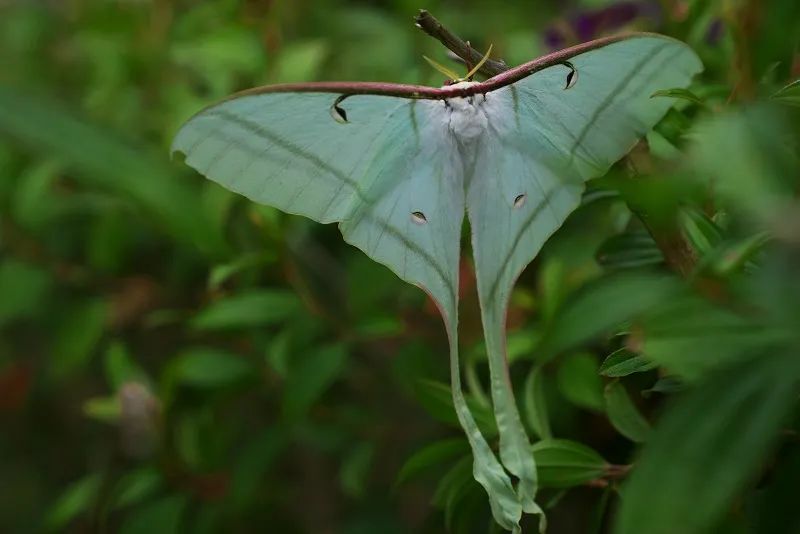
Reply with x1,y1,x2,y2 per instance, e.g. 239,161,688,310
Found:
414,10,508,78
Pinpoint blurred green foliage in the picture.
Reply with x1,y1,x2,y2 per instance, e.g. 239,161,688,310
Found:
1,0,799,533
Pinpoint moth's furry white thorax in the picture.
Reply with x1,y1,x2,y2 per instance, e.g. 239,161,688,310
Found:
427,81,511,142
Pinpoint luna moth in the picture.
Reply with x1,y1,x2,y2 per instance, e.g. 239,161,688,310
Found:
172,32,701,532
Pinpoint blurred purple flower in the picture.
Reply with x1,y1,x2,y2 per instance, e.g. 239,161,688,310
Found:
705,18,725,45
544,1,662,50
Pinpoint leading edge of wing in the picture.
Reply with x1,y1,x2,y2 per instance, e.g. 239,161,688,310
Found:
207,33,684,103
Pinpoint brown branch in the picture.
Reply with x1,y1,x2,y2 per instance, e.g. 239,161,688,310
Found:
413,10,509,78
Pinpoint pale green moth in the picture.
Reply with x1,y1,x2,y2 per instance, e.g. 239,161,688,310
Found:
172,33,702,532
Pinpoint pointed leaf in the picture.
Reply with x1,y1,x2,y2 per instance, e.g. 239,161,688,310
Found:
396,438,470,486
532,439,608,488
615,352,800,534
191,290,302,330
599,348,657,377
604,380,651,443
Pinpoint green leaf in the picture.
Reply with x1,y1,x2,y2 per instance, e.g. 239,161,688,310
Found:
352,315,404,339
10,159,63,230
83,395,120,423
679,206,723,256
641,376,684,397
596,228,664,270
599,348,657,377
0,87,225,255
207,252,276,290
340,442,374,499
707,232,770,276
413,379,497,437
557,353,604,413
111,468,162,510
282,343,348,420
691,106,795,222
44,474,101,531
615,352,800,534
639,295,788,380
51,298,108,379
770,79,800,107
532,439,608,488
273,40,329,82
538,273,682,358
396,438,470,486
171,348,253,388
646,130,681,160
0,259,51,326
119,495,187,534
651,88,706,106
191,290,302,330
230,428,289,510
604,381,651,443
432,455,476,530
752,446,800,534
523,366,552,440
104,341,147,391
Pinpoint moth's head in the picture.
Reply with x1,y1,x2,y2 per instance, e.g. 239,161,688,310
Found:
423,44,493,86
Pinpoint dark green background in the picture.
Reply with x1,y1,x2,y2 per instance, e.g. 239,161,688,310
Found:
1,1,799,533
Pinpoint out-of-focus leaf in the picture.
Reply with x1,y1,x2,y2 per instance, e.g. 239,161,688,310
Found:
396,438,470,486
596,228,664,270
706,232,770,276
604,381,650,443
599,348,656,377
533,439,608,488
171,27,264,95
207,252,276,290
615,352,800,534
557,353,604,412
639,295,789,380
523,366,552,439
413,379,497,437
651,88,706,106
340,442,374,499
353,315,404,339
118,495,187,534
104,341,147,391
641,376,684,397
432,455,474,529
646,130,681,160
752,446,800,534
10,159,63,230
112,468,162,510
539,257,566,324
230,428,289,511
654,107,692,145
170,348,253,389
0,86,225,255
770,79,800,107
505,329,540,364
691,106,795,222
679,207,722,256
44,474,101,531
51,298,108,379
537,272,682,358
191,290,302,330
83,395,120,423
265,329,292,377
273,40,329,82
0,259,51,326
282,343,348,420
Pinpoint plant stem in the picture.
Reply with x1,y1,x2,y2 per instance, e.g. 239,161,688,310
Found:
414,10,508,77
